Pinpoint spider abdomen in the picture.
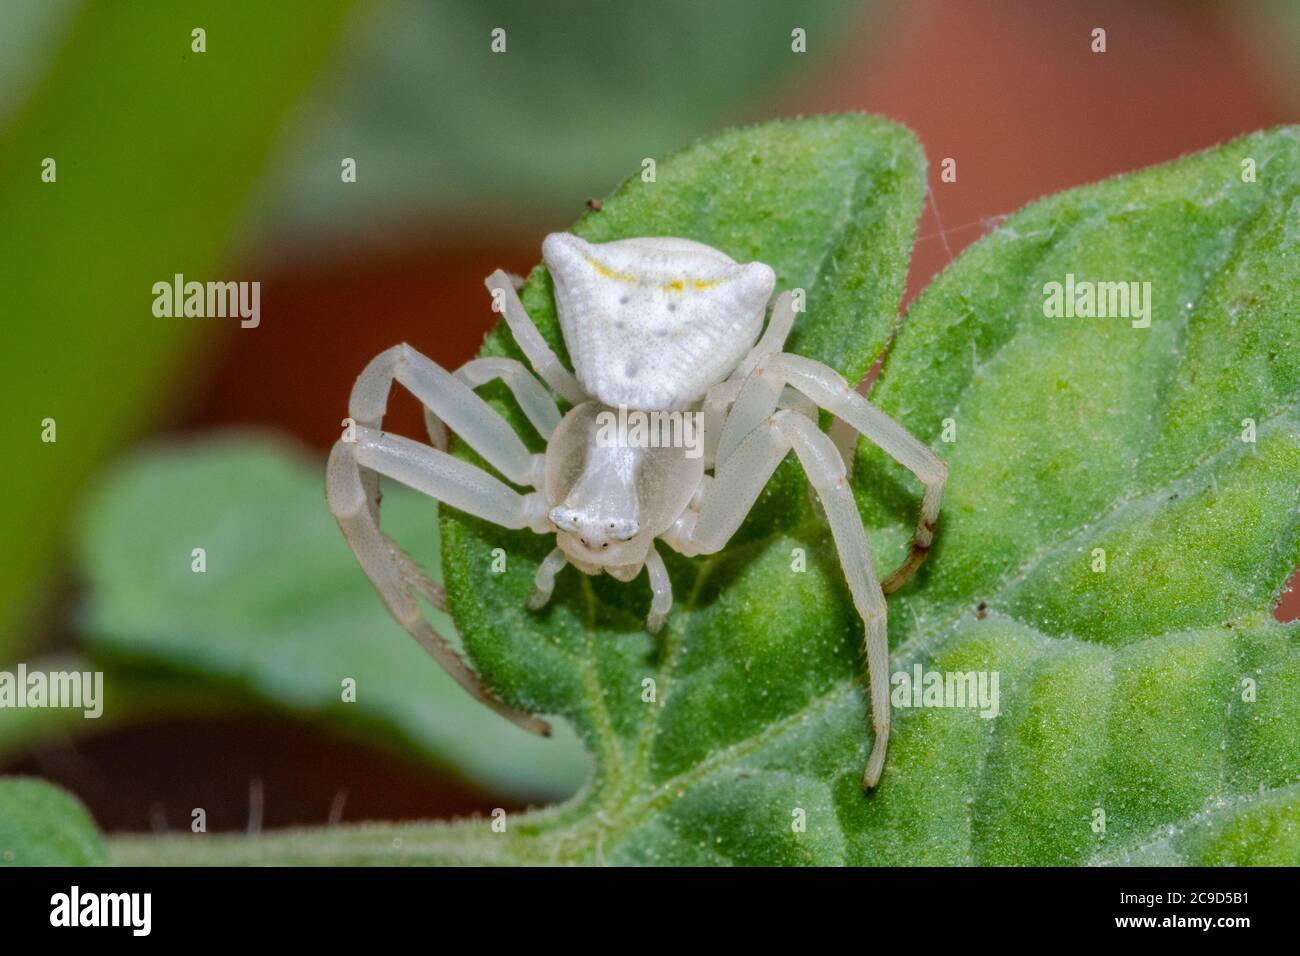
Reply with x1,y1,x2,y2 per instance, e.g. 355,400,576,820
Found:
543,233,776,409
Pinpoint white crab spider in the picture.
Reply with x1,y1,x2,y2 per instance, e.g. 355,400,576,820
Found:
326,233,946,789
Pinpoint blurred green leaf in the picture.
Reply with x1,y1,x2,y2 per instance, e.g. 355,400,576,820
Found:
0,0,358,655
267,0,865,239
112,123,1300,868
0,776,106,866
74,436,589,801
0,0,78,129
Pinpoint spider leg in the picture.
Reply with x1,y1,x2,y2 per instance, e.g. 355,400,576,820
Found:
700,379,743,470
527,547,569,610
417,356,561,453
733,290,797,380
697,292,802,469
717,351,946,594
349,344,546,488
644,545,673,634
703,379,815,470
330,343,554,736
485,270,587,405
455,357,562,440
664,410,891,789
328,428,551,735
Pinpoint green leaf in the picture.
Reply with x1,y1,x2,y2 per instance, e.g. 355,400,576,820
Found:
1094,781,1300,866
0,777,107,866
109,123,1300,868
0,0,357,655
0,0,78,129
74,436,589,802
850,125,1300,864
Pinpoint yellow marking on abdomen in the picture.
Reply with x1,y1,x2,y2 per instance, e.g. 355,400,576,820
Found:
584,254,639,284
662,277,723,292
581,254,727,292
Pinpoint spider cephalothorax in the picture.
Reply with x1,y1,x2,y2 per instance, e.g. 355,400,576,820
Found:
326,233,946,789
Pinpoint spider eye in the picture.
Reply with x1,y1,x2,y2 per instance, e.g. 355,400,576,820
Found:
548,508,579,532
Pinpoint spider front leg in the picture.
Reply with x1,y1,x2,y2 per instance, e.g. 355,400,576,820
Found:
644,546,673,634
527,547,569,610
328,343,556,735
527,546,672,635
665,410,892,789
486,270,587,405
717,351,947,594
